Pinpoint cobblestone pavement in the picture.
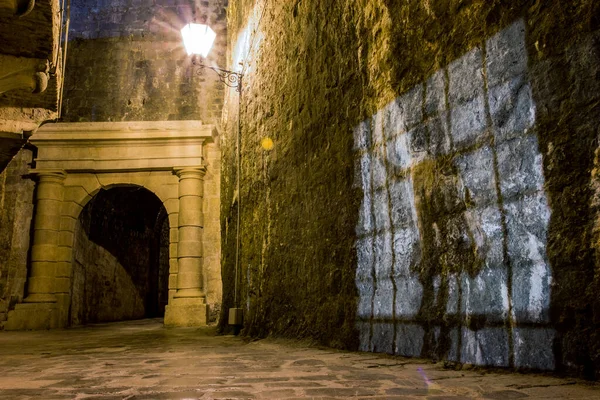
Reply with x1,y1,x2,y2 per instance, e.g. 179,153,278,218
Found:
0,320,598,399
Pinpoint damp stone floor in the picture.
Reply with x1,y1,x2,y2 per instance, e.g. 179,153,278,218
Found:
0,319,599,399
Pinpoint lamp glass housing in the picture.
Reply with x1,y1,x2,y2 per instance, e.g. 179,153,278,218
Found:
181,23,217,57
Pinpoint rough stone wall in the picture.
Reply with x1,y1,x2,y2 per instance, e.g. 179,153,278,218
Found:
222,0,600,377
71,220,146,325
0,0,61,170
0,137,28,173
221,0,365,346
0,149,35,326
62,0,228,123
355,19,553,370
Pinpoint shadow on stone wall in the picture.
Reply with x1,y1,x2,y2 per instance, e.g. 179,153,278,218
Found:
72,186,169,325
354,18,600,375
221,0,599,377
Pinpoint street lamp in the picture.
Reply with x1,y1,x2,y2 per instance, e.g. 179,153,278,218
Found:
180,23,243,92
181,21,245,329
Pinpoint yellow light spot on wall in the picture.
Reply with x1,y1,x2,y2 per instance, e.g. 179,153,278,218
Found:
261,137,274,151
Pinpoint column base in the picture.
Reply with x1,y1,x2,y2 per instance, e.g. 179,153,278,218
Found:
4,303,59,330
23,293,57,303
174,288,205,298
164,297,208,327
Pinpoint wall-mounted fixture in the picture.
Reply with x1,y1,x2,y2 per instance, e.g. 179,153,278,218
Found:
181,23,243,92
181,21,244,330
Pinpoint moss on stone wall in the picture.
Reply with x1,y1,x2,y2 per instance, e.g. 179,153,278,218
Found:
221,0,600,377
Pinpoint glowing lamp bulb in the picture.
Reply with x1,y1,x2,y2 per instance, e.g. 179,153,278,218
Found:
181,23,217,57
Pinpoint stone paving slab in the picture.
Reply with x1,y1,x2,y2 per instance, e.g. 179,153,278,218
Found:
0,319,598,399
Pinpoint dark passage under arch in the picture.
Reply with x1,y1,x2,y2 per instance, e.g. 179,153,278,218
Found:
70,186,169,326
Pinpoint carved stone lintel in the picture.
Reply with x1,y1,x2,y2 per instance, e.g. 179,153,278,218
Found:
0,56,49,95
0,0,36,16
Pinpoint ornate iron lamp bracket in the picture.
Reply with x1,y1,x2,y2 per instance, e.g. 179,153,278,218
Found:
193,58,243,93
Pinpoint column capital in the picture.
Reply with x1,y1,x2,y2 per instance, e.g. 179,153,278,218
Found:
30,169,67,183
173,166,207,180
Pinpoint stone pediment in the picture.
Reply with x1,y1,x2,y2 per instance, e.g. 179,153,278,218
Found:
31,121,217,172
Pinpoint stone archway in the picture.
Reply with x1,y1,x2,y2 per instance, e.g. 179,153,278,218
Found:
71,185,169,326
4,121,222,330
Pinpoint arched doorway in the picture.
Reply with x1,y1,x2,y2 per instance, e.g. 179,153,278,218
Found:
70,186,170,326
4,121,222,330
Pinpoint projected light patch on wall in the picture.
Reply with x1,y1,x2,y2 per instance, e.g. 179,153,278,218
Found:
354,19,555,370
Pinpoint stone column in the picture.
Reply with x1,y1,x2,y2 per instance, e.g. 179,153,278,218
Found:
5,170,66,330
164,166,208,326
168,220,179,303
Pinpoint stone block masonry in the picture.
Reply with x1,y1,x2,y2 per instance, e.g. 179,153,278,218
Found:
355,20,553,370
2,121,223,330
0,150,35,326
222,0,600,378
0,0,228,329
62,0,228,123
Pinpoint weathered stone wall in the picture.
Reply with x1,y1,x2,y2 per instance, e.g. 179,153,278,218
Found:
71,187,169,324
0,149,34,326
0,137,28,173
0,0,61,171
354,19,554,370
221,0,600,377
62,0,228,123
71,220,146,325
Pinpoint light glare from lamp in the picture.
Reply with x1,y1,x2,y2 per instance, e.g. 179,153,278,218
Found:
181,23,216,57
